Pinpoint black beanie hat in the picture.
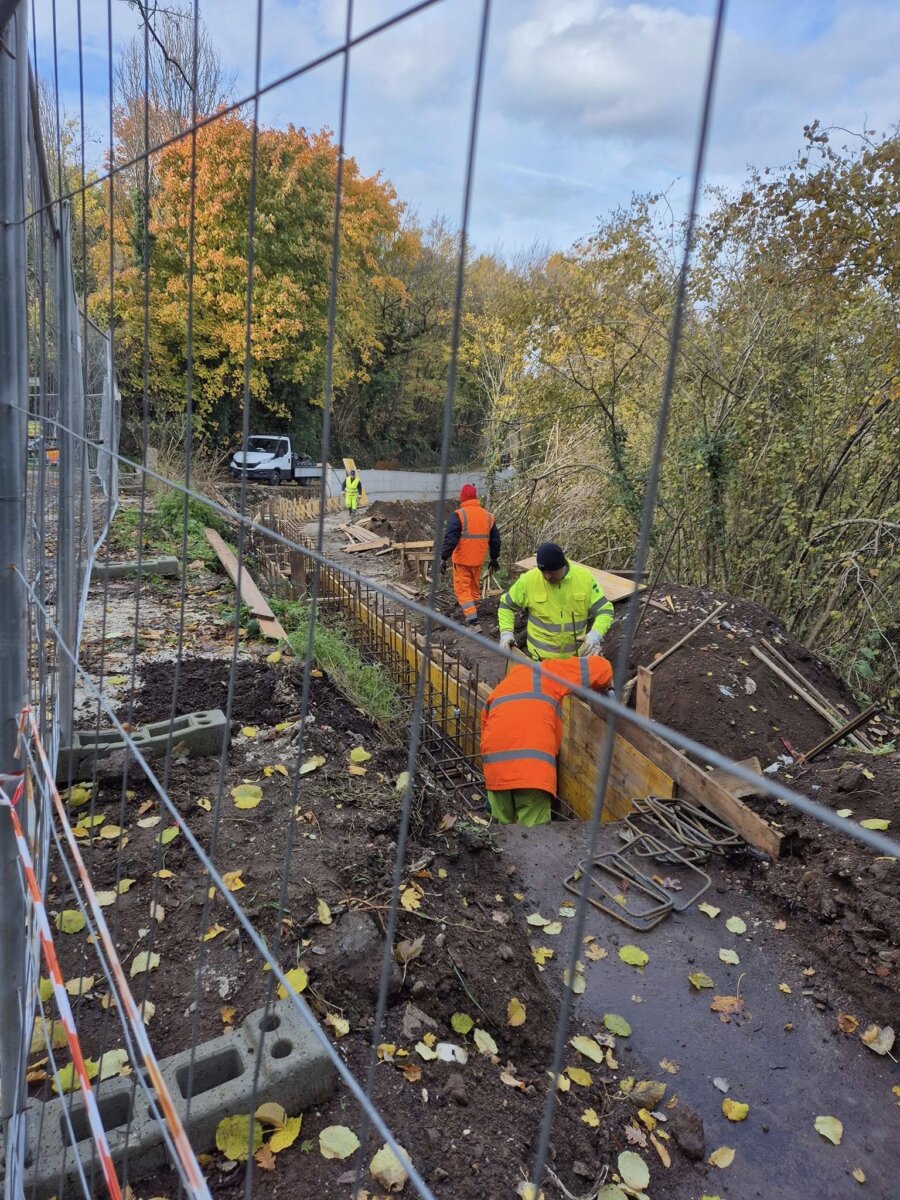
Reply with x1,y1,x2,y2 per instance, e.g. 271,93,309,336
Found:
536,542,566,571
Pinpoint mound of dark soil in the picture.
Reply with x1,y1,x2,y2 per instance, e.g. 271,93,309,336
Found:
366,499,454,544
128,656,373,736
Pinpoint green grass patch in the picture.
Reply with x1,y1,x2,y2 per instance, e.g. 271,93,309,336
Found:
276,600,401,728
106,491,229,566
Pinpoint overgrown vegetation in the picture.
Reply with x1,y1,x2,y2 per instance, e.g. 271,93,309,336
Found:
107,491,228,566
275,600,402,728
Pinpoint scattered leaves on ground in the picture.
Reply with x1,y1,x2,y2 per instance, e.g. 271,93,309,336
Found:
718,948,740,965
604,1014,632,1037
299,755,326,775
474,1028,498,1057
370,1142,410,1192
582,1108,600,1127
232,784,262,810
571,1035,604,1063
723,1099,749,1122
532,947,554,968
859,818,890,831
451,1012,474,1035
566,1066,592,1087
507,997,526,1027
814,1116,843,1145
708,1146,735,1168
276,967,309,1000
221,870,245,892
269,1116,302,1153
710,995,749,1024
619,945,649,968
349,746,371,763
689,971,715,990
216,1115,262,1162
837,1012,858,1035
617,1150,649,1190
698,902,720,918
861,1024,895,1055
400,885,422,912
725,916,746,935
130,951,160,977
56,910,86,935
318,1125,360,1160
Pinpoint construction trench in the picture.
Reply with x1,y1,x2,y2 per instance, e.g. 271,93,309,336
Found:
236,497,899,1200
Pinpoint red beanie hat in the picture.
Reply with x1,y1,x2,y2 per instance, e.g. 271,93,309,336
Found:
460,484,477,502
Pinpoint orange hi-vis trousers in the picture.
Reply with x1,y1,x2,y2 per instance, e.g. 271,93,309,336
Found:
452,563,482,622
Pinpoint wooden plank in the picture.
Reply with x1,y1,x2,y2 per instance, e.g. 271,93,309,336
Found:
636,666,652,719
614,715,781,857
203,528,288,642
514,556,644,603
708,756,764,799
391,540,435,551
342,538,390,553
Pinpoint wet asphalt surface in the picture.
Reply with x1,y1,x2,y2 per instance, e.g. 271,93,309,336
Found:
501,821,899,1200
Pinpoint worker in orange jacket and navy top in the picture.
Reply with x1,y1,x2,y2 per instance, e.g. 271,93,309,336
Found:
481,655,613,827
440,484,501,630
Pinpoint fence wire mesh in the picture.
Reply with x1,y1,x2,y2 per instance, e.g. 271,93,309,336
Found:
1,2,898,1199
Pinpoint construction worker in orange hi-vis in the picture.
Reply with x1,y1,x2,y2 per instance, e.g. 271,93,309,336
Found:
440,483,500,631
481,655,613,826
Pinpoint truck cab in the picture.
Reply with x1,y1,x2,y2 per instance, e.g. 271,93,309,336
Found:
229,435,323,486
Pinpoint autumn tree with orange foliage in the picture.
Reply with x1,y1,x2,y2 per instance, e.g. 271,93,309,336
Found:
92,114,405,440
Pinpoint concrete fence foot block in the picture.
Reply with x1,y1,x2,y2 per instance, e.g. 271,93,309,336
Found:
23,1001,334,1198
56,710,229,782
92,556,181,580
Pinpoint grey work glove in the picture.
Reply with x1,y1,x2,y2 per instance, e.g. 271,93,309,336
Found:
440,558,449,575
579,631,603,657
499,631,516,651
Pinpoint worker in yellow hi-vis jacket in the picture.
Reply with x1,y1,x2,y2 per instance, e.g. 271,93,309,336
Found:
343,469,361,523
498,542,613,660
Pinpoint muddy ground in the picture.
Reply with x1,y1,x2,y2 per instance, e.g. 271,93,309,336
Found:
35,506,898,1200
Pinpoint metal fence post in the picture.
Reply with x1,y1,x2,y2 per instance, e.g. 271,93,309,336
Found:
0,0,31,1179
55,201,78,751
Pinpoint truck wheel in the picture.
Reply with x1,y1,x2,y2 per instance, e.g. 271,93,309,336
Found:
269,469,281,486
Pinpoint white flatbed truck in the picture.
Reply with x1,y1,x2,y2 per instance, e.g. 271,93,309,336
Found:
228,435,324,486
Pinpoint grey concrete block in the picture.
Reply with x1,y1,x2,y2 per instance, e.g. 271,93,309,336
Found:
24,1001,334,1198
92,556,181,580
56,710,228,782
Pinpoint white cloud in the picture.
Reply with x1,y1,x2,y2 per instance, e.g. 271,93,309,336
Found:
502,1,713,139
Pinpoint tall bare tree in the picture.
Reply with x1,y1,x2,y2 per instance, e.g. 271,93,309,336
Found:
114,2,233,181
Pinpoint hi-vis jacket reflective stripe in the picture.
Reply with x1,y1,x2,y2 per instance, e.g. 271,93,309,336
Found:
498,564,614,659
441,499,500,567
481,656,613,795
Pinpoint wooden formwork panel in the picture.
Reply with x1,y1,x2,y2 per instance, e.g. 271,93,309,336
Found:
557,695,673,822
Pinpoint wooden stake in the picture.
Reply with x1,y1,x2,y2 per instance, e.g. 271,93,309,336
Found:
635,666,652,718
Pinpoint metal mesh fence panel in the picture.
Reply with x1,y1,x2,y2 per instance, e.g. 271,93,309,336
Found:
1,2,898,1199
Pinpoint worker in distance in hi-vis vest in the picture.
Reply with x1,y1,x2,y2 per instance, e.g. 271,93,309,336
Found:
481,655,613,826
498,541,613,660
440,483,501,631
344,469,361,523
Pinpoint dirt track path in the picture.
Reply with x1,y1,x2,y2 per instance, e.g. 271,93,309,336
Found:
503,820,899,1200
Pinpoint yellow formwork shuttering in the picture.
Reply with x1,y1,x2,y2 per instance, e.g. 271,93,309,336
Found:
313,558,780,854
319,566,673,826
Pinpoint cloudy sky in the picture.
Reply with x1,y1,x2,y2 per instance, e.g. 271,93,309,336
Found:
32,0,900,255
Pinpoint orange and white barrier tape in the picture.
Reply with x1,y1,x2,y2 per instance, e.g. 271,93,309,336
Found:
0,774,123,1200
21,710,213,1200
